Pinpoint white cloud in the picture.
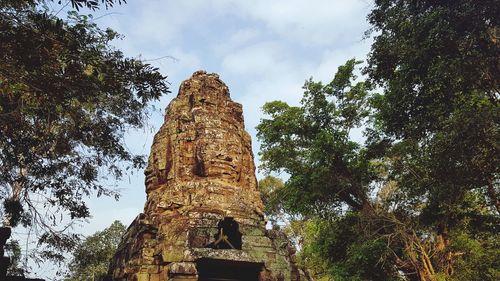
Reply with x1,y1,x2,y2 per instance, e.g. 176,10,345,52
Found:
229,0,372,46
99,0,212,47
212,27,262,56
221,41,294,78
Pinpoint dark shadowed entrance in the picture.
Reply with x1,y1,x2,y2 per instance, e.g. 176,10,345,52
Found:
197,259,263,281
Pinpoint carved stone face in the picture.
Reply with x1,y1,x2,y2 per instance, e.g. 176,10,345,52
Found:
195,130,242,182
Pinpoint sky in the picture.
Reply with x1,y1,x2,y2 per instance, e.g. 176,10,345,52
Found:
21,0,375,278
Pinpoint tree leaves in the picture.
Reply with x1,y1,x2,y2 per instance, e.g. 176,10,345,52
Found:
65,220,126,281
258,1,499,277
0,0,168,264
257,59,372,216
366,0,499,139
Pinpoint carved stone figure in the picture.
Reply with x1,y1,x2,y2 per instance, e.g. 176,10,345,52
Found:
108,71,305,281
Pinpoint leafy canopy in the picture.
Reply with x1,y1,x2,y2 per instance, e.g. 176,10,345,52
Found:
257,0,499,278
257,59,373,216
65,220,126,281
258,60,402,280
366,0,499,139
0,0,169,262
366,0,499,226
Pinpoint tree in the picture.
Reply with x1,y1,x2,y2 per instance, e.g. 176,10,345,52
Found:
257,59,403,280
363,1,500,279
366,0,499,214
258,59,372,217
258,57,499,280
4,239,27,276
65,220,126,281
258,176,286,227
366,0,499,139
258,1,499,280
0,0,169,263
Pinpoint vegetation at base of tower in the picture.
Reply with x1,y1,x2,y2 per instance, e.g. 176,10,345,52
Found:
257,1,499,280
4,239,27,276
258,176,287,228
0,0,169,263
65,220,126,281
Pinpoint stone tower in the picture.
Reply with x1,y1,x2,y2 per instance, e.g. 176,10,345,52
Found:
108,71,302,281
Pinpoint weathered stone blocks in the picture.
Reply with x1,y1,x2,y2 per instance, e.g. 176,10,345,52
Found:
108,71,304,280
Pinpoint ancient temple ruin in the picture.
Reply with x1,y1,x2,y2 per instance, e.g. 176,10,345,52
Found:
108,71,303,280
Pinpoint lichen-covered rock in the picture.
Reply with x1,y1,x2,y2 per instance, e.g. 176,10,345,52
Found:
108,71,304,281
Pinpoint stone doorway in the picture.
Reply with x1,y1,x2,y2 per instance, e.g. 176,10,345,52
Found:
206,217,242,250
197,259,263,281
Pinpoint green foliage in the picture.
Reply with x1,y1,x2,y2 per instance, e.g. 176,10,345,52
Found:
4,239,27,276
257,59,373,217
258,9,499,275
65,220,126,281
258,60,401,279
0,0,168,264
366,0,499,237
447,231,500,281
366,0,499,139
258,176,286,226
365,0,500,229
298,215,401,281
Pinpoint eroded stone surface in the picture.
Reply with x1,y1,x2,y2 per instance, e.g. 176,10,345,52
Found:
108,71,304,281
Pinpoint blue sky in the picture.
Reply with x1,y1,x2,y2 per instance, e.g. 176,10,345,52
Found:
24,0,374,278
